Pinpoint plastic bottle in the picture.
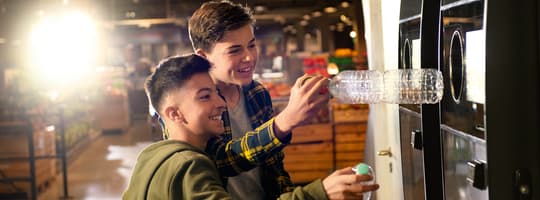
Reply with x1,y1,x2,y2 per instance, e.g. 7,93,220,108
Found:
383,68,443,104
328,70,384,104
352,163,375,200
328,69,443,104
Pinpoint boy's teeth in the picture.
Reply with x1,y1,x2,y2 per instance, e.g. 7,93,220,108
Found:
239,67,250,72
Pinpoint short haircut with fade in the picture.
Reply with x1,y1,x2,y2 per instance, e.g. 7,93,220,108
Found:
188,0,255,52
144,54,211,116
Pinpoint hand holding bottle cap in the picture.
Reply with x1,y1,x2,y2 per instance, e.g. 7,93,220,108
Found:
352,163,375,200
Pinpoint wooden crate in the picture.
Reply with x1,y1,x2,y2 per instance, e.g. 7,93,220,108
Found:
284,127,334,184
0,122,56,196
290,123,333,144
333,109,369,123
284,142,333,183
334,122,368,169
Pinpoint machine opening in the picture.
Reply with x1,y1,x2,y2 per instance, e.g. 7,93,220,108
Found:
403,39,412,69
449,30,464,102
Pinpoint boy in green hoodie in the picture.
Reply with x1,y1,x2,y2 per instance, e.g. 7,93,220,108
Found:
123,54,378,199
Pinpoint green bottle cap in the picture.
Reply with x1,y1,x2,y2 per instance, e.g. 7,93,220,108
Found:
355,163,370,175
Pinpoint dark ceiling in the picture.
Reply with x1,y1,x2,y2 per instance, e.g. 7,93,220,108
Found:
0,0,355,35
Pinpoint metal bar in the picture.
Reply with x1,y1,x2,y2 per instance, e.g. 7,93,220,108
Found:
420,0,445,199
399,14,422,24
59,106,70,198
441,0,482,11
27,125,37,200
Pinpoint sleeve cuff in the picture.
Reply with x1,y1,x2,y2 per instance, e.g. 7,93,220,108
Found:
303,179,329,200
259,117,291,148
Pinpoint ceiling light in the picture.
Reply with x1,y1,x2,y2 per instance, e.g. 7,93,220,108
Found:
340,15,353,25
329,25,336,31
311,10,322,17
274,16,286,24
254,5,267,13
336,23,344,32
304,33,311,40
340,1,351,8
349,31,357,38
324,6,337,13
300,20,308,26
303,14,311,20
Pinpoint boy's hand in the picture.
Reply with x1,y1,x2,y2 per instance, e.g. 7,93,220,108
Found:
274,74,329,138
322,167,380,200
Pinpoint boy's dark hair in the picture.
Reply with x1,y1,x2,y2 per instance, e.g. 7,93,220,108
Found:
188,0,255,52
145,54,211,115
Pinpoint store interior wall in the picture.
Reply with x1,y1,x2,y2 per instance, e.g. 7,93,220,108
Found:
362,0,403,199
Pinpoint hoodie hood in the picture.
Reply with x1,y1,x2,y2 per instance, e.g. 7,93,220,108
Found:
123,140,205,200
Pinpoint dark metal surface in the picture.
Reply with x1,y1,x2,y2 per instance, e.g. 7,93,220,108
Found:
399,107,426,200
485,0,539,199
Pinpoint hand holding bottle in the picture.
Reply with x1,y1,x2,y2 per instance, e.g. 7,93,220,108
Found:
353,163,376,200
322,166,380,200
274,74,330,138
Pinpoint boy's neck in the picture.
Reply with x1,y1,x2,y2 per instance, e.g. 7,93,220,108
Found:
166,127,208,150
216,83,241,109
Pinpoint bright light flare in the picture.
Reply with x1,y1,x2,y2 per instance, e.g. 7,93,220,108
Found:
327,63,339,75
349,30,357,38
30,11,98,84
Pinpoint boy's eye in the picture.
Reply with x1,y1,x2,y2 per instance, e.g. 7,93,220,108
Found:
199,94,211,100
248,44,256,48
228,49,240,54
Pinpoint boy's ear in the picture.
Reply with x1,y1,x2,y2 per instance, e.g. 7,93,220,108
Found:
163,106,185,124
195,49,207,58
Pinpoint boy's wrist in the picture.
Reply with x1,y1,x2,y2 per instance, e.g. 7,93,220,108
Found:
274,112,295,139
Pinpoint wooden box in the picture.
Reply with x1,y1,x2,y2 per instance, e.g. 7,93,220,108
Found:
334,122,367,169
0,122,56,195
284,124,334,183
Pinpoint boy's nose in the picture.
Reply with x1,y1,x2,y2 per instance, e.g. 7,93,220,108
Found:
242,54,252,62
242,50,255,62
215,97,227,110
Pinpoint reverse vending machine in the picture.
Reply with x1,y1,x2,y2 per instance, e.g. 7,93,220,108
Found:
397,0,539,199
398,0,426,200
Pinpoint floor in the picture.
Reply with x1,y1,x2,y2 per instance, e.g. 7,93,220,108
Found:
39,120,154,200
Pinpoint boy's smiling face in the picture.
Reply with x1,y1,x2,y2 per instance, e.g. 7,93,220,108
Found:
200,24,258,86
171,73,226,137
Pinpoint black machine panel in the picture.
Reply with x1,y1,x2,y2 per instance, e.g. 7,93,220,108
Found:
398,0,425,199
441,0,489,199
399,108,425,200
441,0,485,140
397,0,540,199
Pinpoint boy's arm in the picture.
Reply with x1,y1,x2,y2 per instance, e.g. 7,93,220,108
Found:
205,118,291,177
180,154,232,200
205,76,328,177
277,179,328,200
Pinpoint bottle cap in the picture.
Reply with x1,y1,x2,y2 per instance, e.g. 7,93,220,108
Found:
354,163,371,175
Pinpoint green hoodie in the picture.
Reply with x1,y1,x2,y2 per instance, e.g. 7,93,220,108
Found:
122,140,327,200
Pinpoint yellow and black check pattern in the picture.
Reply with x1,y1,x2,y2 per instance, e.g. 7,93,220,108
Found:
205,81,294,199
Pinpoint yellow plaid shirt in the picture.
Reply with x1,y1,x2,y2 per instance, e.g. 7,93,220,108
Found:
205,80,294,199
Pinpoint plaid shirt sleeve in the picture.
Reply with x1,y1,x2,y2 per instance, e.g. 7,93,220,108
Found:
205,117,289,177
205,81,294,196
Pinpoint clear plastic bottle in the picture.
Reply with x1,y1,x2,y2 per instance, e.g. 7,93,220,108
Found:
383,68,443,104
328,69,443,104
352,163,375,200
328,70,384,104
